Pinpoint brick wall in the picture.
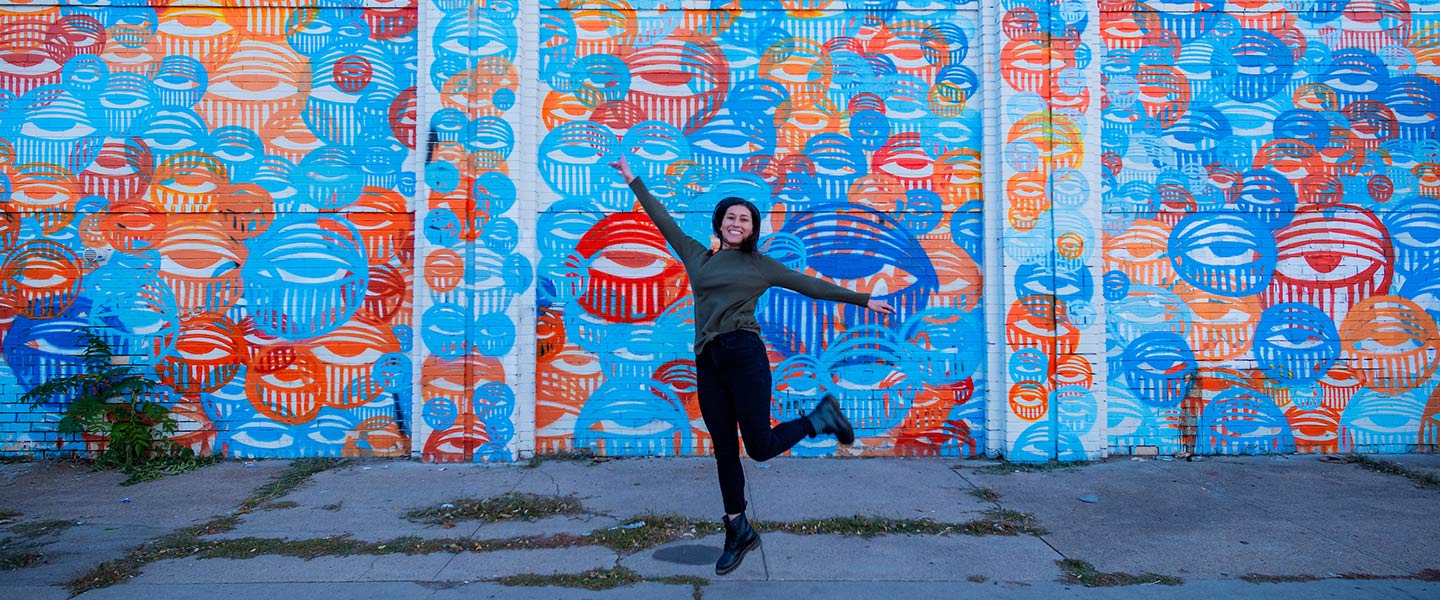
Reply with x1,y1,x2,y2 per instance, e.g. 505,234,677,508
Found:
0,2,418,458
3,0,1438,462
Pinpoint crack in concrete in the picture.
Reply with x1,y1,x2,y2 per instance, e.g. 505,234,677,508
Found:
948,464,1069,561
358,554,381,582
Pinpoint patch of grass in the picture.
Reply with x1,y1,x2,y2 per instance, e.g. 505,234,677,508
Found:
69,557,139,592
762,515,957,537
238,458,345,514
967,575,989,583
969,460,1093,475
1337,570,1440,582
497,567,643,591
934,510,1046,536
0,548,44,570
0,510,20,521
119,453,223,486
261,501,300,511
1348,455,1440,490
0,456,34,464
1058,559,1182,587
195,536,373,560
524,449,600,468
969,488,1001,502
1240,573,1323,584
471,534,594,552
11,519,77,539
189,515,243,537
760,510,1045,538
321,502,343,512
585,514,719,553
404,493,585,525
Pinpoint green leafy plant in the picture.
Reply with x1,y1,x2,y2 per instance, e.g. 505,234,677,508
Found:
21,330,190,470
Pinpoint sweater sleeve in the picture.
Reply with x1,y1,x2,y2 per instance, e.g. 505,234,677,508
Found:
758,256,870,306
629,177,709,264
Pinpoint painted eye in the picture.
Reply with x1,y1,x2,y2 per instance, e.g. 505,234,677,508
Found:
633,145,680,162
1263,331,1325,351
1111,299,1171,326
1183,242,1257,266
175,339,232,362
691,128,764,154
1354,334,1424,354
1193,303,1250,326
632,67,705,96
1390,212,1440,247
545,144,600,163
271,264,348,285
787,108,828,130
100,91,150,111
831,360,896,389
229,422,295,449
1106,240,1163,263
23,119,95,139
472,36,509,59
1343,393,1421,435
312,345,383,365
590,244,671,279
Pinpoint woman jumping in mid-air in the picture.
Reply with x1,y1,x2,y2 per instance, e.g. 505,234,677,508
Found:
609,157,896,575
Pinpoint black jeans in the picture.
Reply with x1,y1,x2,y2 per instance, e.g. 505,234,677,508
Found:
696,330,808,515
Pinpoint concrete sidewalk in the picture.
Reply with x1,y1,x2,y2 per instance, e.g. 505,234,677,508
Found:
2,453,1437,599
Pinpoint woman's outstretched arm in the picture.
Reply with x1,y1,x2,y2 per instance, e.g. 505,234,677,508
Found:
608,157,709,264
757,256,897,315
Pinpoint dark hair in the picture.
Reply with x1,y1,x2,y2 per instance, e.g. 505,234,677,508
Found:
712,197,762,253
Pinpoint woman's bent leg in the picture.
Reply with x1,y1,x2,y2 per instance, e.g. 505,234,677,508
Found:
728,339,806,462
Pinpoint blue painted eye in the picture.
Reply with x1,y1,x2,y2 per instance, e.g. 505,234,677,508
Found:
1169,212,1276,296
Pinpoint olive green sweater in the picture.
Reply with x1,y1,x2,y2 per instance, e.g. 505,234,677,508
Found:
629,178,870,355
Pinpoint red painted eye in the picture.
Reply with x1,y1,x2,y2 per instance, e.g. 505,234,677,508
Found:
333,55,373,92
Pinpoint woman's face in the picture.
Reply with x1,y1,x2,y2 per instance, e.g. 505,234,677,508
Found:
719,204,753,249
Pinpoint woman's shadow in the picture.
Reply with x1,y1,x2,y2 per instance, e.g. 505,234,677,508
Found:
652,544,720,566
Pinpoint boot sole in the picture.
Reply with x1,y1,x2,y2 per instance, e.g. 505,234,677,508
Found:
715,536,760,576
825,396,855,445
836,416,854,445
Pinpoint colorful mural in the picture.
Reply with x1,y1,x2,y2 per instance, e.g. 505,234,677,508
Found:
531,0,990,457
413,0,531,462
998,0,1107,461
0,2,419,458
1099,0,1440,455
5,0,1439,462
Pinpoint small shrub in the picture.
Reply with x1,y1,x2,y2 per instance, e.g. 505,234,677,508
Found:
21,330,192,469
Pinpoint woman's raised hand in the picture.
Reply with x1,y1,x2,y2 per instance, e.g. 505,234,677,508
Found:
867,298,896,315
607,156,634,184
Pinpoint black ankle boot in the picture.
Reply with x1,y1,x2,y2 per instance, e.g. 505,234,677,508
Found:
806,394,855,445
715,512,760,575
